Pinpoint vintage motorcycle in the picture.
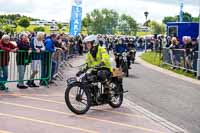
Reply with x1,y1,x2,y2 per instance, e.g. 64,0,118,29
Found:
65,64,126,115
115,52,129,77
128,48,136,64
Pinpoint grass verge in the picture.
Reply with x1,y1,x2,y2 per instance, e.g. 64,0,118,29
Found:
140,52,196,79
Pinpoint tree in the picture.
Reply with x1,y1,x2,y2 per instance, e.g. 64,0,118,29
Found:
18,17,30,29
57,23,63,30
192,17,199,22
144,20,151,27
3,25,15,34
34,26,45,32
162,12,194,23
163,16,177,23
82,9,119,34
82,9,137,35
183,12,192,22
176,12,192,22
150,21,165,34
118,14,137,35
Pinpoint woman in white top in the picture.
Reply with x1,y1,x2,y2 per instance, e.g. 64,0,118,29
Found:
27,32,45,87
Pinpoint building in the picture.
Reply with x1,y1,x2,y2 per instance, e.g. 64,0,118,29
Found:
138,24,151,32
166,22,199,44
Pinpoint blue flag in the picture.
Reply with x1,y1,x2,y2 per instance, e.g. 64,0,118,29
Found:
69,0,83,36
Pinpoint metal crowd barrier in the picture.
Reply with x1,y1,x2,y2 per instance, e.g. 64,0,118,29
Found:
53,49,66,81
162,48,198,73
0,50,51,86
53,45,80,81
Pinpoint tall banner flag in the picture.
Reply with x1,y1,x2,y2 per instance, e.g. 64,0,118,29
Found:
69,0,83,36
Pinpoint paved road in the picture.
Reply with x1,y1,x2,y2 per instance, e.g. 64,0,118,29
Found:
125,56,200,133
0,56,173,133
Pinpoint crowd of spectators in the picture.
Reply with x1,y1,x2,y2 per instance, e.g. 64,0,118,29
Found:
165,36,199,74
0,31,199,91
0,31,85,91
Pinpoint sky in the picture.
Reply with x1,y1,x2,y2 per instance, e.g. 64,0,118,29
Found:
0,0,199,23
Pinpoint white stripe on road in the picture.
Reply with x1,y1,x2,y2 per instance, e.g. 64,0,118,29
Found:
0,130,13,133
0,101,166,133
20,96,145,118
124,99,189,133
0,113,98,133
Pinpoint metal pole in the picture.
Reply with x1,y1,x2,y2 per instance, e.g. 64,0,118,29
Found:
145,36,147,52
144,17,148,52
197,6,200,79
179,1,184,22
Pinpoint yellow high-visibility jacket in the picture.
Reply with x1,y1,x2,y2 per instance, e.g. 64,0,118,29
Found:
85,45,112,72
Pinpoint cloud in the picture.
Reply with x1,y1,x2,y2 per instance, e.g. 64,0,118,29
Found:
0,0,199,23
141,0,199,6
0,0,34,13
83,0,199,23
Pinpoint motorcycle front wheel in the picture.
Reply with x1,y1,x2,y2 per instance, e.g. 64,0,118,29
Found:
122,61,129,77
65,82,91,115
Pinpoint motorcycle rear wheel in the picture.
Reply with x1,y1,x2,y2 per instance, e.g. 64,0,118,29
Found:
109,81,124,108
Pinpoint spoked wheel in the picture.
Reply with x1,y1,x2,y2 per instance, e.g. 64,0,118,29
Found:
122,62,129,77
108,81,123,108
65,82,91,115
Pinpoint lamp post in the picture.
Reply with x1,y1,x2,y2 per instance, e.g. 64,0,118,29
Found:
197,6,200,79
144,11,149,22
144,11,149,52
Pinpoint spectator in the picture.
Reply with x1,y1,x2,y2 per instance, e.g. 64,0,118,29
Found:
28,32,45,87
60,34,69,61
77,36,83,55
0,35,18,91
169,37,180,68
54,35,63,75
192,37,199,74
192,37,199,52
45,33,57,83
16,33,32,89
183,36,193,70
166,36,171,48
0,31,4,39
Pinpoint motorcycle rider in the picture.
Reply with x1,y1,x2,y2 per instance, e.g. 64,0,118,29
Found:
128,39,136,49
82,35,112,83
114,38,131,69
128,38,136,63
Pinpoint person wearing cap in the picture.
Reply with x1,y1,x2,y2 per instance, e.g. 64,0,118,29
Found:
0,35,18,91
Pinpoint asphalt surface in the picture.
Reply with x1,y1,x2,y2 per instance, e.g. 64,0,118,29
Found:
0,52,199,133
0,56,174,133
125,56,200,133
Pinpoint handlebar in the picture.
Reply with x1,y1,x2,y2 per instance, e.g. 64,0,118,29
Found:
76,63,104,77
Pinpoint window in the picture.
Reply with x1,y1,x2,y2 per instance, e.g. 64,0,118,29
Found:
168,26,178,37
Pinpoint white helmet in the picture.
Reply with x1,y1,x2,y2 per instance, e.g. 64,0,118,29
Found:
83,35,98,46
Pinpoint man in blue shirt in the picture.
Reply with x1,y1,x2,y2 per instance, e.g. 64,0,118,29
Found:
44,33,57,84
114,38,130,68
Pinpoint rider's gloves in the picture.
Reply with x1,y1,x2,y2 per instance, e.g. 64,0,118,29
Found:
76,70,83,77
